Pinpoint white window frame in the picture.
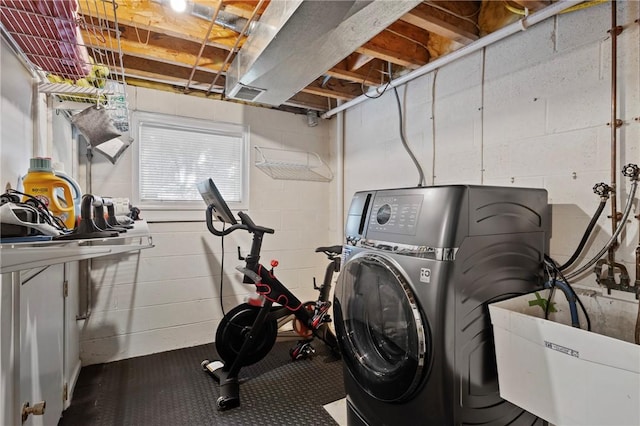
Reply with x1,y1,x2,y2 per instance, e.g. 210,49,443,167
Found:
131,111,249,222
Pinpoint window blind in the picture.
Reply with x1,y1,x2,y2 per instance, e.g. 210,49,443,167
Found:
138,121,245,204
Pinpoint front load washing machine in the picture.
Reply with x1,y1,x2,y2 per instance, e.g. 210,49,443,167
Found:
334,185,551,425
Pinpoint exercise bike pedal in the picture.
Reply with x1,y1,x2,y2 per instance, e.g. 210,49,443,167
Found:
216,395,240,411
202,360,225,379
290,340,316,360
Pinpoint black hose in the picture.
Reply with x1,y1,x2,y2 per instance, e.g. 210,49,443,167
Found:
558,200,607,271
544,279,580,328
544,255,591,331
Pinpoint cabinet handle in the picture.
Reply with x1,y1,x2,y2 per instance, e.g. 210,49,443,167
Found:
21,401,46,422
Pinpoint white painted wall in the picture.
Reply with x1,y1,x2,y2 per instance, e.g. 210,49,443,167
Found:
81,87,336,364
1,38,82,425
3,0,636,377
340,3,639,297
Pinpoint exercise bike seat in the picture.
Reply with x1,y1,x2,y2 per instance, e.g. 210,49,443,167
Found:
315,245,342,255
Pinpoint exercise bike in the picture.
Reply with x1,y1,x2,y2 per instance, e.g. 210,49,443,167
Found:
197,178,341,411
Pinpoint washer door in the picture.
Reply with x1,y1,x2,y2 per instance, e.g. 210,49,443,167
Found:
335,252,429,402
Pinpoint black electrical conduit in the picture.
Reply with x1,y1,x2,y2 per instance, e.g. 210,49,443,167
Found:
558,183,611,272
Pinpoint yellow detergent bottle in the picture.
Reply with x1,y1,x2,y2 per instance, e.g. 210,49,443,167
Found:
22,157,75,230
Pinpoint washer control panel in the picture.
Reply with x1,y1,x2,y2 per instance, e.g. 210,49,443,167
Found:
368,194,423,235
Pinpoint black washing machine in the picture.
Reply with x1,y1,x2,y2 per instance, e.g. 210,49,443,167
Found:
334,185,551,425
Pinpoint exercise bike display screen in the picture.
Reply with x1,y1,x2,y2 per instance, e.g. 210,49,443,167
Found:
196,178,237,224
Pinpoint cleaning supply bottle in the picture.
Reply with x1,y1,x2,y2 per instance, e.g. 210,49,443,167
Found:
22,157,76,229
53,169,83,226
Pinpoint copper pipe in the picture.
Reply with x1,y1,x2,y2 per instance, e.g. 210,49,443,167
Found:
185,0,223,91
608,0,620,265
206,0,265,95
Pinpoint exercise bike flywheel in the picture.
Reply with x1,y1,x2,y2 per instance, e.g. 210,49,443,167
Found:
215,303,278,366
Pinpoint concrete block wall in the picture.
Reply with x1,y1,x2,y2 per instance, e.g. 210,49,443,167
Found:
81,87,335,364
341,2,640,294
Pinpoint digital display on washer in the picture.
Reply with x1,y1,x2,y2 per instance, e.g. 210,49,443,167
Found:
368,194,423,235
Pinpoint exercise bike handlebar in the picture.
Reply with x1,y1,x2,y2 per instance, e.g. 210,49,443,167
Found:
205,205,275,237
205,205,246,236
237,211,275,235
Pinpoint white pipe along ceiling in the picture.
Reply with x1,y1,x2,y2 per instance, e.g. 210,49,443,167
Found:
322,0,585,118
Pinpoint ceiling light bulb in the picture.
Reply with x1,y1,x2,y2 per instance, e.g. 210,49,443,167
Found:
170,0,187,13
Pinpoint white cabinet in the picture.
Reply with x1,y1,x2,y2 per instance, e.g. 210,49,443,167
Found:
0,222,153,425
20,264,65,426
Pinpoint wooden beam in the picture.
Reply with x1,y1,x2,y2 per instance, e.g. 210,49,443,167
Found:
286,92,332,112
510,0,550,11
325,58,386,87
216,0,270,19
81,27,230,73
300,77,360,101
347,53,375,71
356,21,430,69
121,55,225,89
401,2,479,46
78,0,241,51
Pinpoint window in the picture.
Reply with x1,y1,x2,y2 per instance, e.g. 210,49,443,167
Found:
132,112,249,221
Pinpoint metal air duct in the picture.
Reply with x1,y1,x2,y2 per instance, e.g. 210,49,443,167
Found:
225,0,422,106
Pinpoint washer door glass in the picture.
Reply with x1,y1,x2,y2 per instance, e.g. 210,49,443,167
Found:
335,253,429,402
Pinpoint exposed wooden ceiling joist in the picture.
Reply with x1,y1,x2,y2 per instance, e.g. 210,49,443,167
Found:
210,0,270,19
510,0,551,10
301,76,362,102
81,28,229,73
400,2,480,46
347,53,375,72
121,54,225,90
70,0,535,113
79,0,241,51
286,92,336,112
325,57,386,87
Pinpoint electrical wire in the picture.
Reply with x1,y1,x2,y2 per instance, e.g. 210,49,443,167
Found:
430,69,438,185
220,223,227,316
393,85,425,187
6,189,67,230
361,61,392,99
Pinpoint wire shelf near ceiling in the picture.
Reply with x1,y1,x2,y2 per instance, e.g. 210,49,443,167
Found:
254,146,333,182
0,0,130,131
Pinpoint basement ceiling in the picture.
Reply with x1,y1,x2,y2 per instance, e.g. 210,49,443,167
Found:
1,0,557,115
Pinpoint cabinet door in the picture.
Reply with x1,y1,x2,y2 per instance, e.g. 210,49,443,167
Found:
20,264,64,426
63,261,80,410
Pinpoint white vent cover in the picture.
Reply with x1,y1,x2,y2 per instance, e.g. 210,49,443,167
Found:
227,84,266,102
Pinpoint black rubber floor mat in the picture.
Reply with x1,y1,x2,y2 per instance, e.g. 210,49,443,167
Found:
58,340,344,426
